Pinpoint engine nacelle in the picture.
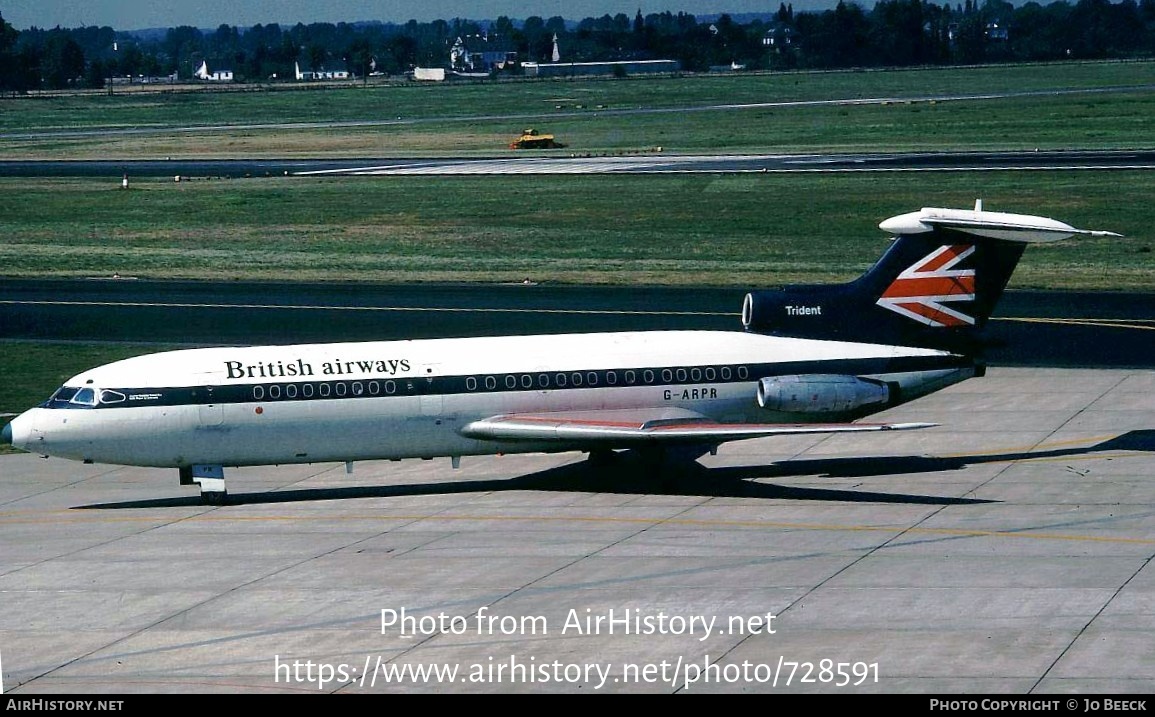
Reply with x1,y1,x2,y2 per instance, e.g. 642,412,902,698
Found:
756,374,890,414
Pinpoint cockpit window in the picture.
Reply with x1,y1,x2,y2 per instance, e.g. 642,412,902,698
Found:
70,388,98,406
99,390,126,404
49,386,79,404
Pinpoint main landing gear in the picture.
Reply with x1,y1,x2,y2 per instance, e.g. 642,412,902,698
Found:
179,464,228,505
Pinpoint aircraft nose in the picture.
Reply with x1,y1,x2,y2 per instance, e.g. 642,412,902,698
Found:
1,421,11,446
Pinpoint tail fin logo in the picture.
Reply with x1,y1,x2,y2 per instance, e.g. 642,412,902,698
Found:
876,244,976,327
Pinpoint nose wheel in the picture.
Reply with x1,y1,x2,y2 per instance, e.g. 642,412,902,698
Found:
200,487,229,505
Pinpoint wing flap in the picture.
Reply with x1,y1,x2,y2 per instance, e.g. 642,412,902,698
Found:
461,408,935,445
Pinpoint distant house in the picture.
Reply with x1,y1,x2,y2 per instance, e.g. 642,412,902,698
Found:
294,61,351,81
450,36,518,74
194,60,233,82
762,22,798,49
946,20,1010,45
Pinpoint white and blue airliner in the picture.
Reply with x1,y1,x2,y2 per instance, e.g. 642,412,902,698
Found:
3,204,1116,503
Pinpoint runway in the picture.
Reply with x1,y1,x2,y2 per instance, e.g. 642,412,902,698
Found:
0,366,1152,693
3,150,1155,177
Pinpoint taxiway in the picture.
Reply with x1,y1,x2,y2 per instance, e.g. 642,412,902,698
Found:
0,366,1152,693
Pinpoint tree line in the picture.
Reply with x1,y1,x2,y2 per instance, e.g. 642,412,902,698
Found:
1,0,1153,91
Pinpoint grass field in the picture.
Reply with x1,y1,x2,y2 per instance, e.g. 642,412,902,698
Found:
5,90,1154,158
1,172,1150,288
2,66,1150,291
3,61,1152,132
1,61,1153,158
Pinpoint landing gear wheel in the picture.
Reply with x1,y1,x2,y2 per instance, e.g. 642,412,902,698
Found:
190,471,226,504
201,490,228,506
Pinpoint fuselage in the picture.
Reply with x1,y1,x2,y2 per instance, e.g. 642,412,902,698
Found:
6,329,972,468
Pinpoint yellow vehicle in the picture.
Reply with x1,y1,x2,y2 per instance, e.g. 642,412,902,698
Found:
510,128,563,149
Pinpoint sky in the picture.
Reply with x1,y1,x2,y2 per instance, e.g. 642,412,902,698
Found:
1,0,842,30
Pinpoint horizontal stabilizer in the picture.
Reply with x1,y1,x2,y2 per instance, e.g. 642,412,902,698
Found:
461,408,935,444
879,206,1122,243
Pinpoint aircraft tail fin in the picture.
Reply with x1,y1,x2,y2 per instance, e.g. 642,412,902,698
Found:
742,203,1119,353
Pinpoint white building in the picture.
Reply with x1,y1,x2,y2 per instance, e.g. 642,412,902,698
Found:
194,60,233,82
295,61,351,81
413,67,447,81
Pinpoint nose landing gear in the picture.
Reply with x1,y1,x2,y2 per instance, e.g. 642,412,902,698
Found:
179,464,228,505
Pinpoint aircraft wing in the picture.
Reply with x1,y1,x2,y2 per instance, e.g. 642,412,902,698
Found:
460,407,935,445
